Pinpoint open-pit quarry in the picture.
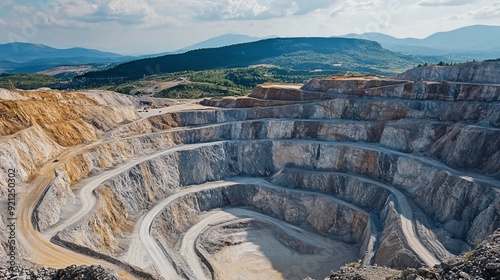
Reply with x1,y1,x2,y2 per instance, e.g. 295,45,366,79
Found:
1,62,499,280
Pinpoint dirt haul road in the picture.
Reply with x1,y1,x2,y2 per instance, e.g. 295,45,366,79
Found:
16,102,205,279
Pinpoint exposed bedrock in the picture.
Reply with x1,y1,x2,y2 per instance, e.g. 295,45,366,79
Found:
52,137,498,272
196,217,358,280
300,77,500,102
32,169,75,231
112,107,500,176
37,104,499,244
199,95,304,108
8,66,499,279
7,103,499,203
376,196,421,268
152,184,368,245
51,142,372,277
395,61,500,84
150,184,368,278
0,124,64,191
0,89,139,195
176,97,500,127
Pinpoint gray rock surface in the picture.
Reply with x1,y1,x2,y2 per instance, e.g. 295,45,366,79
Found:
2,62,500,279
0,264,119,280
395,61,500,84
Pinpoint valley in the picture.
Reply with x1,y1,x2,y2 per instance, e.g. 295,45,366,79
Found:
0,62,499,279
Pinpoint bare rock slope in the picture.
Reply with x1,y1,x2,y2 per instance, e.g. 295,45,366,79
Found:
0,62,499,280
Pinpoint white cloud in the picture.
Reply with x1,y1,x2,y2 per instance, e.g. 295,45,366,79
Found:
194,0,282,20
183,0,337,21
450,2,500,19
329,0,382,17
33,0,337,25
12,5,36,14
293,0,338,15
42,0,178,27
0,0,13,10
0,0,497,54
418,0,472,6
470,2,500,19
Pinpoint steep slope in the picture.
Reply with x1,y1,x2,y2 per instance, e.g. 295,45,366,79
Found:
0,89,138,193
395,60,500,84
327,229,500,280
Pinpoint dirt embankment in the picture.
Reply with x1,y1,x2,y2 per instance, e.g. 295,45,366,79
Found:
0,88,139,193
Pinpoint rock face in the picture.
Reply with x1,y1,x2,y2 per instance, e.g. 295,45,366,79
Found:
0,89,138,194
328,230,500,280
1,62,499,280
394,61,500,84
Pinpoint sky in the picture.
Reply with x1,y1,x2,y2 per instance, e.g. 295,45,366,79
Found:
0,0,499,55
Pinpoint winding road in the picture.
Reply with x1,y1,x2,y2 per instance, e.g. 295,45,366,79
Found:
133,176,371,280
17,99,495,279
16,103,205,279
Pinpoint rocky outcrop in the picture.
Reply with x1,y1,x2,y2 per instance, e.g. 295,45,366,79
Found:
32,169,75,231
302,77,500,101
396,229,500,280
328,229,500,280
0,89,138,195
0,264,120,280
394,61,500,84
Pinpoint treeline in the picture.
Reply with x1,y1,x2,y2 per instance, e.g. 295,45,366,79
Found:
417,61,459,67
417,58,500,68
107,66,343,98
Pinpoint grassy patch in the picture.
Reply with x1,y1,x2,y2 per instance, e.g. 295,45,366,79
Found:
153,83,246,99
104,66,342,98
0,74,67,90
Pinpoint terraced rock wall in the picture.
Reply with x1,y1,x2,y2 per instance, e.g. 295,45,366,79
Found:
395,61,500,84
2,63,499,280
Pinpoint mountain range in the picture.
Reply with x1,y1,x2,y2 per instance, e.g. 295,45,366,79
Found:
176,34,271,53
78,37,425,84
0,35,269,75
1,25,499,76
0,42,134,73
339,25,500,60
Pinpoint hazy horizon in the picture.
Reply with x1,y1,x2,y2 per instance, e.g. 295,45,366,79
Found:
0,0,499,55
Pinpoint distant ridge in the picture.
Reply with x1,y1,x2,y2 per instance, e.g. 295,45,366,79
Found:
3,25,499,75
176,34,272,52
339,25,500,60
0,42,131,73
79,37,426,82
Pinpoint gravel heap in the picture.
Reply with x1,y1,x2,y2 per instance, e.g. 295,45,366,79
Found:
326,229,500,280
327,264,400,280
0,264,120,280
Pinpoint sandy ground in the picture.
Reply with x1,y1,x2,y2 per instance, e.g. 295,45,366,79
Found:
121,176,371,280
137,102,212,118
184,208,358,280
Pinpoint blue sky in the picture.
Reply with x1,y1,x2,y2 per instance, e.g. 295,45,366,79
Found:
0,0,499,55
